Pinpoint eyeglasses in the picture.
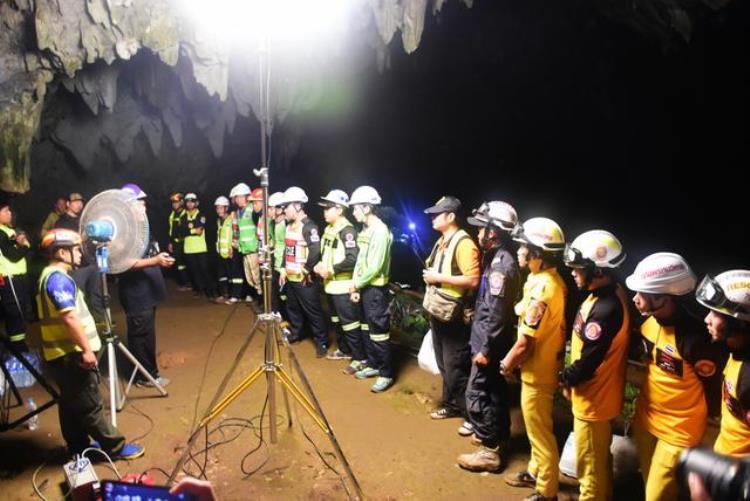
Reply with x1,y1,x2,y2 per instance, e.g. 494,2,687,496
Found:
695,274,750,320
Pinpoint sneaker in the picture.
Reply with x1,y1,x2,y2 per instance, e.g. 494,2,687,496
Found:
470,434,482,446
505,471,537,489
135,376,170,388
458,420,474,436
354,367,379,379
524,493,556,501
326,349,352,361
111,443,145,461
177,286,192,292
315,345,328,358
244,295,254,303
212,296,226,304
457,445,503,473
430,407,462,420
225,297,239,305
371,377,394,393
343,361,365,376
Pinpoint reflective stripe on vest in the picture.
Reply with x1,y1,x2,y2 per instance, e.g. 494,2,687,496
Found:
322,218,354,294
237,210,258,254
168,209,186,242
425,229,470,298
284,222,308,282
274,220,286,270
184,210,208,254
0,225,28,276
216,216,233,258
37,266,100,361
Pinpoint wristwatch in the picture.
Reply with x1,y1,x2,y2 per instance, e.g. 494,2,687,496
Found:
498,361,508,376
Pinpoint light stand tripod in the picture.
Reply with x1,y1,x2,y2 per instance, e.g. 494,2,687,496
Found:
169,37,363,499
0,336,59,431
0,249,59,431
93,243,167,427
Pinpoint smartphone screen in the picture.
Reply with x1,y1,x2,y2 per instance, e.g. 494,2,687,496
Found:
101,480,196,501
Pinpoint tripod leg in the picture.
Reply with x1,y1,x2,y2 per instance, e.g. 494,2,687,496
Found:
284,346,364,500
107,341,119,427
114,341,168,397
273,324,293,428
169,317,262,484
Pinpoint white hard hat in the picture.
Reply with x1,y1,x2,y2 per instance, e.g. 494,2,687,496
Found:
267,192,285,207
512,217,565,253
565,230,625,269
319,189,349,207
468,201,517,231
214,196,230,207
283,186,308,204
349,186,381,206
230,182,251,198
696,270,750,321
184,193,198,201
626,252,696,296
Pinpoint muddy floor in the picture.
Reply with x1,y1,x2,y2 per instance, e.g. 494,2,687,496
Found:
2,282,640,500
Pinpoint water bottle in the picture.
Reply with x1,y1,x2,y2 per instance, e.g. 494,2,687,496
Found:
8,356,21,387
26,397,38,430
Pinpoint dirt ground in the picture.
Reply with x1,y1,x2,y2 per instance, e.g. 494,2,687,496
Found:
2,282,605,500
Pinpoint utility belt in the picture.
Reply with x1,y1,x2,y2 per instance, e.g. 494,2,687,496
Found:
422,285,473,324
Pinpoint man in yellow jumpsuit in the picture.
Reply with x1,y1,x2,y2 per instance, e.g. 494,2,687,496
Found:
501,217,567,501
696,269,750,457
626,252,726,500
560,230,630,501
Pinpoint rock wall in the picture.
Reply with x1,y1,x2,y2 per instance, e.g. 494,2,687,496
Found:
1,0,471,192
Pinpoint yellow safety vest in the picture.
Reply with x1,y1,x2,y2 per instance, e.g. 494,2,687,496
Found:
216,216,233,258
425,229,471,298
168,209,186,243
0,225,28,276
36,265,100,362
237,209,258,254
321,218,354,294
184,210,208,254
715,355,750,456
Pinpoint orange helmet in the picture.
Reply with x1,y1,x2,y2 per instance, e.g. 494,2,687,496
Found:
250,188,263,201
41,229,81,253
170,192,183,203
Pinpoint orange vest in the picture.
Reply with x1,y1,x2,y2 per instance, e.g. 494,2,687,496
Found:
570,284,630,421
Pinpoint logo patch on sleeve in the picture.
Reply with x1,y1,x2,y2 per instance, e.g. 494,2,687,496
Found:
524,300,547,329
309,229,320,242
344,233,356,248
584,322,602,341
489,272,506,296
694,359,717,378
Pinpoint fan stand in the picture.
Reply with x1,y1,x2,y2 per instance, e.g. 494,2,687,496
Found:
94,243,167,428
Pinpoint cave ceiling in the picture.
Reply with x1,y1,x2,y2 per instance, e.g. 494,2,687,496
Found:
0,0,732,193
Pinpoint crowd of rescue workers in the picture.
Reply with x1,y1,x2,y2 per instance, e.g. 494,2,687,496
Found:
1,182,748,501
